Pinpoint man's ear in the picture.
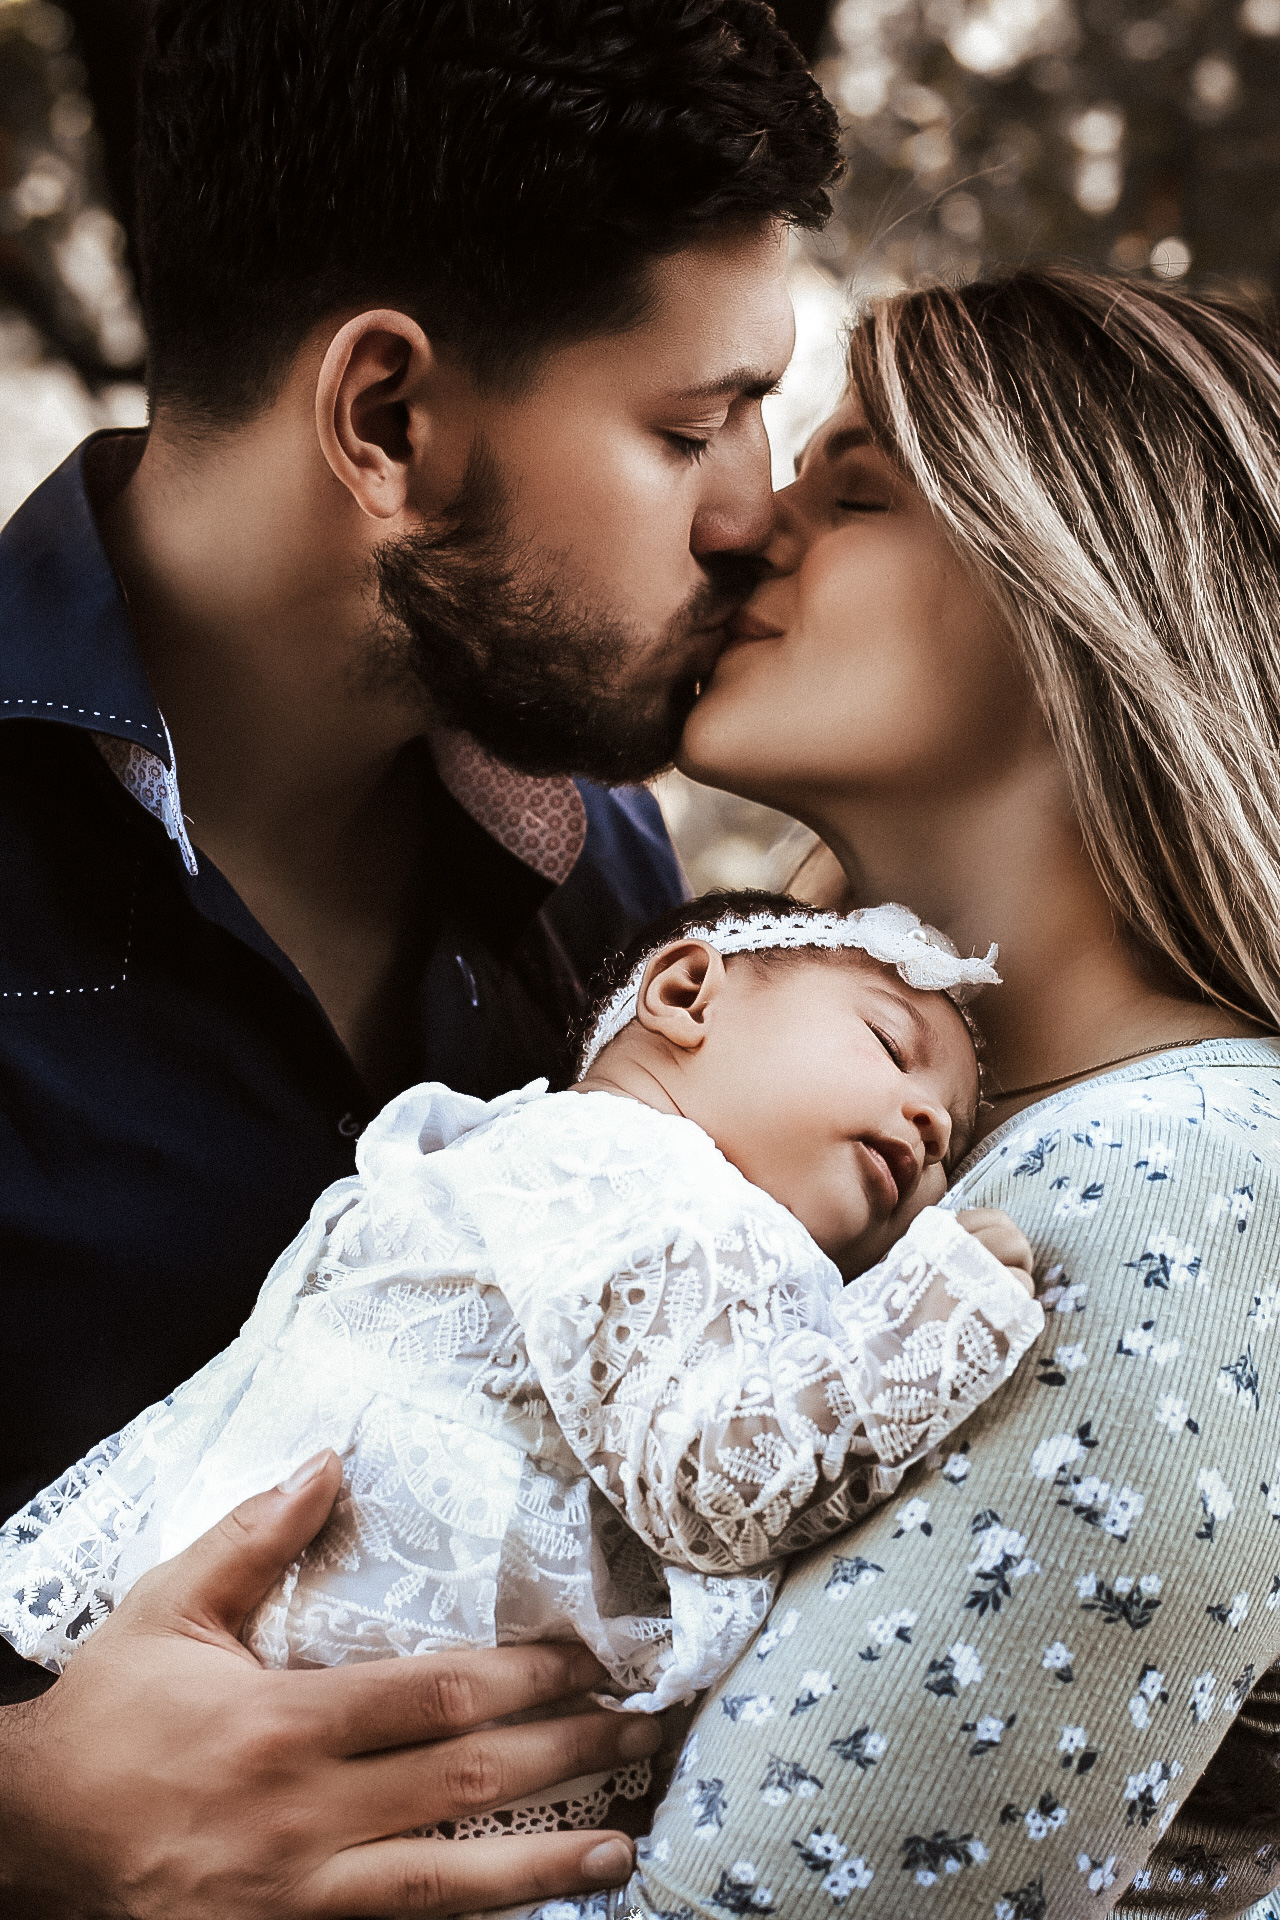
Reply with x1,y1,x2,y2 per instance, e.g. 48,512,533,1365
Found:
635,941,727,1052
314,310,437,521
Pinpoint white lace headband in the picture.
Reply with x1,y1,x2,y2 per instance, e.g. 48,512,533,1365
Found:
579,901,1000,1073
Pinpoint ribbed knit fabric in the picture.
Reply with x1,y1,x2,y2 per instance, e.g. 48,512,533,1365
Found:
599,1041,1280,1920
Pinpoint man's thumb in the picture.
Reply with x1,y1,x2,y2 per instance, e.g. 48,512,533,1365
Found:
128,1449,343,1640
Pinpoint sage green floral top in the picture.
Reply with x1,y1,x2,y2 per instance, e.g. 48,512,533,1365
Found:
548,1040,1280,1920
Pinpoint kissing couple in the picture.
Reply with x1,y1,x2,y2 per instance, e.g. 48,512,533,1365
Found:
3,3,1280,1918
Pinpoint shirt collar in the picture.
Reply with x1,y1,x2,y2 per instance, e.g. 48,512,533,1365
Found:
0,431,168,758
0,434,587,887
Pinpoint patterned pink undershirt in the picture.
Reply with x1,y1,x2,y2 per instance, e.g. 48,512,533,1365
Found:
426,725,587,885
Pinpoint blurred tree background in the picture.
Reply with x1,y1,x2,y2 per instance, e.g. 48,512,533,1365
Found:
813,0,1280,302
1,0,1276,885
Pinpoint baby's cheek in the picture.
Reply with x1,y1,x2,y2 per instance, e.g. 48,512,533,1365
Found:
916,1164,948,1209
837,1164,947,1278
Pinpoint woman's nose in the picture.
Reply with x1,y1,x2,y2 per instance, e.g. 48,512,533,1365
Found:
755,478,807,577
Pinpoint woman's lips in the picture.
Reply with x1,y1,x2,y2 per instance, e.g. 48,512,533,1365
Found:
709,610,786,675
724,609,786,644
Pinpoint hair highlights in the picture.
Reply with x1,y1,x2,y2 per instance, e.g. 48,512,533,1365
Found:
846,266,1280,1029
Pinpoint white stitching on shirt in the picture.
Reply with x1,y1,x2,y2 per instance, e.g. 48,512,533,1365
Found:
2,698,154,731
10,699,588,889
0,858,140,999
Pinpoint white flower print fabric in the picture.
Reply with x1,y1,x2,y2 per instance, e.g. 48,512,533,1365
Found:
603,1041,1280,1920
0,1079,1039,1716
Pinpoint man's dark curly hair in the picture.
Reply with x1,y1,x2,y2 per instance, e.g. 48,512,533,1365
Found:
136,0,843,427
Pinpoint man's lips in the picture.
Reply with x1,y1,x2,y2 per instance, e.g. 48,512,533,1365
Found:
680,611,743,687
690,604,740,632
680,602,779,694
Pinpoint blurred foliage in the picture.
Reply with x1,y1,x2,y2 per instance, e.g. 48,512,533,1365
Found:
0,0,143,382
810,0,1280,298
0,0,146,524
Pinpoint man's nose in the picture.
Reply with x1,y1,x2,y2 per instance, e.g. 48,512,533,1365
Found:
689,412,776,559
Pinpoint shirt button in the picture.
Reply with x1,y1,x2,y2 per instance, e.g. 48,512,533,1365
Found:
337,1112,361,1138
455,954,481,1010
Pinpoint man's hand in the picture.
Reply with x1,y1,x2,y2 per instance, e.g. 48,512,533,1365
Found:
956,1206,1036,1296
0,1450,656,1918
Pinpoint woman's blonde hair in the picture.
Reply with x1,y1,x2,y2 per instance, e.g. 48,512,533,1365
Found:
846,265,1280,1028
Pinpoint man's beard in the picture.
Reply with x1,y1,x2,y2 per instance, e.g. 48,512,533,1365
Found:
371,441,758,785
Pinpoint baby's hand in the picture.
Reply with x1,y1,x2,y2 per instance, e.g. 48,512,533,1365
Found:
955,1208,1035,1297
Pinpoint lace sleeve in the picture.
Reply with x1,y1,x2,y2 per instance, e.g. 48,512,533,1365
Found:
521,1206,1043,1578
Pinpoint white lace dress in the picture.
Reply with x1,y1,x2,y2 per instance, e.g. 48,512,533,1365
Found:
0,1080,1041,1795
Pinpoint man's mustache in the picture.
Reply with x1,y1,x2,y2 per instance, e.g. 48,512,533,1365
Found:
681,552,769,634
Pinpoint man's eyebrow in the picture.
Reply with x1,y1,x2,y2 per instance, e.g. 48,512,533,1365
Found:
672,365,784,405
794,423,874,478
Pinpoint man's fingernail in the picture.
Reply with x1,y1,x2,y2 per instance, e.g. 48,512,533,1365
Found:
617,1714,663,1757
581,1837,633,1884
277,1450,331,1493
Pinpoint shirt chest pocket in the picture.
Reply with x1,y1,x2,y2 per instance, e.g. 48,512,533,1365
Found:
0,822,142,1005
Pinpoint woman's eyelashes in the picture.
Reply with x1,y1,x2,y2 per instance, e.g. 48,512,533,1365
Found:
828,452,895,515
835,497,891,514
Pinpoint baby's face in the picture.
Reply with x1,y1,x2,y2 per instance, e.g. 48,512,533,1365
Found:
685,957,979,1274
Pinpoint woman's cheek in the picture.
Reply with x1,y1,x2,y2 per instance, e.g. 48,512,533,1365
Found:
679,644,806,786
680,531,971,789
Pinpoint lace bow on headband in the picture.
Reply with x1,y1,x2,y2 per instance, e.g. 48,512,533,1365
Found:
579,901,1000,1073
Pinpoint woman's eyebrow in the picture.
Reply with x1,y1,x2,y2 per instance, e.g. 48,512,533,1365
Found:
794,422,875,478
824,425,875,461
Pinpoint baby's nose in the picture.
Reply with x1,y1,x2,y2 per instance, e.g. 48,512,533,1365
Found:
907,1096,953,1165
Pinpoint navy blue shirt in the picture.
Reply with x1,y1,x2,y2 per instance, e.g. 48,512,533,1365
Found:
0,436,685,1528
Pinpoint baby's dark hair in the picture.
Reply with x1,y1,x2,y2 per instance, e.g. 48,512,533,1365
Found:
575,889,981,1078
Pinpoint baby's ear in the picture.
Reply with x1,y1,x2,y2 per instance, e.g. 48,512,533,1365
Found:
635,940,727,1052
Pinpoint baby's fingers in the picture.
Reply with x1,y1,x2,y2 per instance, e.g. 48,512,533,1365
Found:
956,1208,1034,1273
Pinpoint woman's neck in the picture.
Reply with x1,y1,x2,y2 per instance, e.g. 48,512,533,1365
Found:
806,750,1261,1139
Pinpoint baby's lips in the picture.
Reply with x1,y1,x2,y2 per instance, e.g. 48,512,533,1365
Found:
863,1133,922,1209
854,1139,899,1217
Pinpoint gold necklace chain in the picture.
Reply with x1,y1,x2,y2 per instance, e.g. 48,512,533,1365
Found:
992,1038,1208,1104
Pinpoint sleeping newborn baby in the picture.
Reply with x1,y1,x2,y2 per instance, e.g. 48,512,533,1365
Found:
0,892,1042,1760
